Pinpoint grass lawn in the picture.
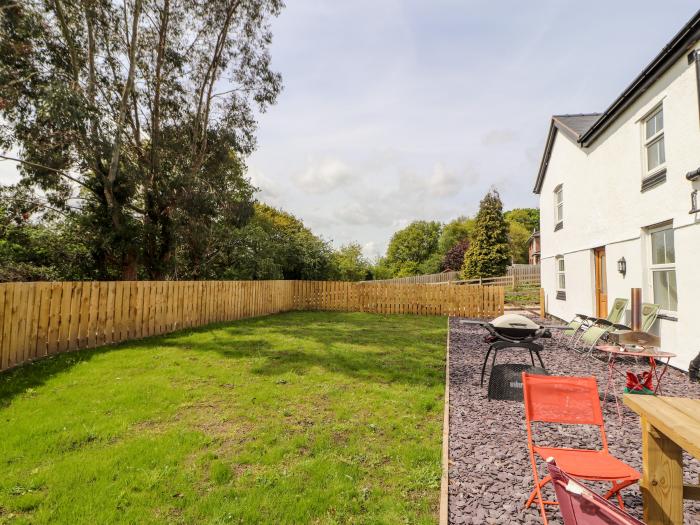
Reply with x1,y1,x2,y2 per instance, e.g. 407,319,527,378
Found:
0,312,446,524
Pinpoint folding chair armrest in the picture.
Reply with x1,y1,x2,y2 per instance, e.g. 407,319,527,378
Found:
590,318,613,327
612,323,631,331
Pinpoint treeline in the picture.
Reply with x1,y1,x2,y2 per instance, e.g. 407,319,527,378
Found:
374,190,538,280
0,191,371,282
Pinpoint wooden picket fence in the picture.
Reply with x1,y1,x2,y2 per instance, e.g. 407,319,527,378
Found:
0,280,503,372
292,281,503,317
371,264,540,288
364,271,460,285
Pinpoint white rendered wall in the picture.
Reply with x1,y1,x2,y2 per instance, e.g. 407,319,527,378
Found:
538,46,700,370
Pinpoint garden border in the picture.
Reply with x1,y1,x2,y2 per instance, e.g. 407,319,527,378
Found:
439,316,450,525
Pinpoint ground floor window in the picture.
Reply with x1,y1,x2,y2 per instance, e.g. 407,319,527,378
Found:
556,256,566,290
648,223,677,312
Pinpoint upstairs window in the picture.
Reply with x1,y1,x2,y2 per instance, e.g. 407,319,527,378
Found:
644,107,665,175
648,224,677,312
553,185,563,231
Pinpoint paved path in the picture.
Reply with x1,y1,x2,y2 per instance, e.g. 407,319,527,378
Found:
448,317,700,525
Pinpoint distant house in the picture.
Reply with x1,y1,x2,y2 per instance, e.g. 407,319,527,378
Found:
527,230,540,265
533,10,700,370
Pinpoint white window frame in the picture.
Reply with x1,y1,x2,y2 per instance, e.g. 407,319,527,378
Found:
555,255,566,291
643,106,665,177
553,184,563,229
647,222,677,313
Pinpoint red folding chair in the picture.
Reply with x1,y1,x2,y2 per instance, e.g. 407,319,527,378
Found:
546,459,645,524
522,373,641,524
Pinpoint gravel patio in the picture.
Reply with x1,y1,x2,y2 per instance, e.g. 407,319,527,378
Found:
448,316,700,525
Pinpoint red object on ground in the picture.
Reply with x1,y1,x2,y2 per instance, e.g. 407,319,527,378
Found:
522,373,641,525
546,460,646,524
625,371,653,392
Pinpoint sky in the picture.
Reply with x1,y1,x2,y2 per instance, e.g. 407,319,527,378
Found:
2,1,699,260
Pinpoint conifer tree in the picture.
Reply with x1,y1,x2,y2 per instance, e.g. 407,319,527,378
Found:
461,189,511,278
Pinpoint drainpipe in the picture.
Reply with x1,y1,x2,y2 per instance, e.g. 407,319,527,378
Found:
630,288,642,331
689,50,700,126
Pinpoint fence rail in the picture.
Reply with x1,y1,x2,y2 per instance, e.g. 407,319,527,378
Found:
506,263,540,281
0,280,503,372
458,264,541,289
363,271,460,285
368,264,540,288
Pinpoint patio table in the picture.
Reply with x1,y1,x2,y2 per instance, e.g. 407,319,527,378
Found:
623,394,700,525
595,345,676,419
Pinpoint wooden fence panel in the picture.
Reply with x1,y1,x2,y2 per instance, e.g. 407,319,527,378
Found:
0,279,502,371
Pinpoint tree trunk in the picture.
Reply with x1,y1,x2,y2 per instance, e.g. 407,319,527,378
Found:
121,251,138,281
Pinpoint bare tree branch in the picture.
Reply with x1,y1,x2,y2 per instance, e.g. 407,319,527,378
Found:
0,154,96,195
107,0,142,187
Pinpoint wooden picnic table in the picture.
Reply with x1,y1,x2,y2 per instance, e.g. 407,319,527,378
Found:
623,394,700,524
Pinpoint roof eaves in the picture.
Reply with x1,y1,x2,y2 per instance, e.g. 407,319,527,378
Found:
551,117,580,142
533,120,558,194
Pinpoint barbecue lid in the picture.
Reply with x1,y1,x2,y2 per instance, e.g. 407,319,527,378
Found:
490,314,541,330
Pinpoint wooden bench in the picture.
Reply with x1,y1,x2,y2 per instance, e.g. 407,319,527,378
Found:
624,395,700,524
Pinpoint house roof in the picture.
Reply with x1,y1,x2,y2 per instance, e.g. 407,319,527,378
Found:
533,8,700,194
551,114,602,141
533,115,601,194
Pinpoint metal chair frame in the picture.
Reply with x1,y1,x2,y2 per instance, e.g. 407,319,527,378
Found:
522,373,641,525
480,340,545,387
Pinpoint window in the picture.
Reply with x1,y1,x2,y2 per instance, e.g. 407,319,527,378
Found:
554,185,563,230
648,224,677,311
556,256,566,290
644,107,665,175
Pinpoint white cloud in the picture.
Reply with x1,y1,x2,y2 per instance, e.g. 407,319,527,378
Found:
481,129,517,146
362,241,381,260
427,163,464,197
248,168,286,207
334,200,392,227
293,157,353,194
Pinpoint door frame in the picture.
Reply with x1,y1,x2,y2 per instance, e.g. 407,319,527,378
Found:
593,247,608,318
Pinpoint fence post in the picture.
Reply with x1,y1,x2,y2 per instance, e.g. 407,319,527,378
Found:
539,288,545,318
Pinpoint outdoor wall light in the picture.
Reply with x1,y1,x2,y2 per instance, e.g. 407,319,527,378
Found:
617,257,626,277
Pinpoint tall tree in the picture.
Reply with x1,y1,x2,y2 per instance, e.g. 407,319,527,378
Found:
331,243,371,281
504,208,540,234
189,204,335,281
0,0,282,279
462,189,511,278
507,220,531,264
504,208,539,264
437,216,474,256
384,220,442,277
441,239,469,271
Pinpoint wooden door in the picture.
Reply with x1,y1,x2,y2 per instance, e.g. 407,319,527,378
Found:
594,247,607,318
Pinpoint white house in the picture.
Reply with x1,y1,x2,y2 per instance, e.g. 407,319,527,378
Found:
534,10,700,371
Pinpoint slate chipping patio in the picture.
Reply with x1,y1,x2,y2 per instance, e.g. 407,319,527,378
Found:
447,317,700,525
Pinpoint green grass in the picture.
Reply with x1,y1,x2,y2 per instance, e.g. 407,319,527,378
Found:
0,312,447,524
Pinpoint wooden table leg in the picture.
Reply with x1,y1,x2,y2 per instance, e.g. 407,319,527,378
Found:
641,415,684,524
